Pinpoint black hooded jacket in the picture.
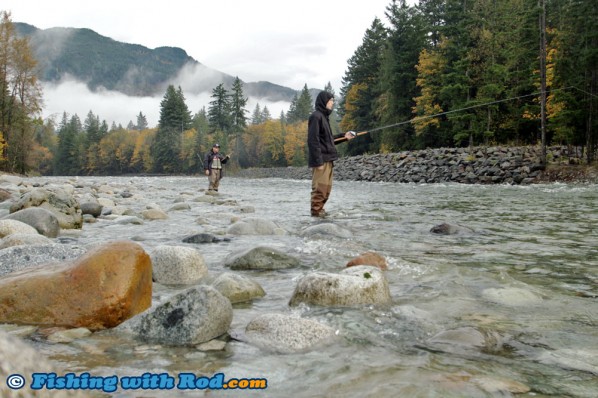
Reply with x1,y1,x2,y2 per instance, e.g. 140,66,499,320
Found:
307,91,345,167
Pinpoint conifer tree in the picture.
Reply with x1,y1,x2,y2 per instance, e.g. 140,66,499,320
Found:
340,17,388,154
295,84,313,121
150,85,191,173
208,83,232,132
251,103,263,125
377,0,427,151
230,77,248,132
136,111,148,130
286,94,299,123
54,113,84,175
261,106,271,122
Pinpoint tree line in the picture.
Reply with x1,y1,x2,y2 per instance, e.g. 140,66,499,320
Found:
338,0,597,162
45,81,341,175
1,0,596,176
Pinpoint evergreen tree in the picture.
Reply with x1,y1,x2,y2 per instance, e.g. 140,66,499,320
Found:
295,84,313,121
325,82,342,137
377,0,427,151
286,94,299,123
279,110,287,125
208,83,232,132
552,0,598,161
251,103,263,125
136,111,148,130
84,111,103,144
150,85,191,173
83,110,103,173
54,113,84,175
262,106,272,121
230,77,248,132
340,17,388,155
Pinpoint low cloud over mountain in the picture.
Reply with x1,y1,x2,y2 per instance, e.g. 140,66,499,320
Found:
16,23,297,126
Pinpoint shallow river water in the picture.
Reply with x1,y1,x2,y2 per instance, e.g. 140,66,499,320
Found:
14,177,598,397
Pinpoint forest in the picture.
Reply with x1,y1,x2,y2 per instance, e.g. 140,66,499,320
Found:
0,0,596,176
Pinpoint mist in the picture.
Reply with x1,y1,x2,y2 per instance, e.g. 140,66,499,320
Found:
41,75,291,128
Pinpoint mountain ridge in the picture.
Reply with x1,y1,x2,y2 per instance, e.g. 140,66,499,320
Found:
14,22,302,103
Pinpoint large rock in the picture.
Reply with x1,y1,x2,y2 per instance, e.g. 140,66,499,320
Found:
9,187,82,229
224,246,301,270
118,285,232,346
80,201,103,218
245,313,336,353
0,241,152,330
211,272,266,303
227,217,285,235
141,208,168,220
150,245,208,285
3,207,60,237
0,219,39,237
0,233,53,249
289,265,392,307
0,244,87,277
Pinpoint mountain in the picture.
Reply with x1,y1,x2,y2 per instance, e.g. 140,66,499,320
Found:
14,22,299,102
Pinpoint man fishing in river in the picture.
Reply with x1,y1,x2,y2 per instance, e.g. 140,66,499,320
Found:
307,91,356,217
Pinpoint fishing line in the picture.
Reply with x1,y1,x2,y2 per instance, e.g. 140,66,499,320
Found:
569,85,598,99
339,86,576,140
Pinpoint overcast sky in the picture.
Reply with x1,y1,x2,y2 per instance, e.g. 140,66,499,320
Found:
3,0,395,126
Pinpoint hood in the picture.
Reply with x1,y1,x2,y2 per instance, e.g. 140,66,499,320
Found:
315,91,334,116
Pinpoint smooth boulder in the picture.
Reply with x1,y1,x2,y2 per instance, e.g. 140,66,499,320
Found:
0,219,39,237
0,244,87,277
2,207,60,237
245,313,336,353
289,265,392,307
9,187,82,229
150,245,208,285
0,241,152,330
211,272,266,303
118,285,232,346
224,246,300,270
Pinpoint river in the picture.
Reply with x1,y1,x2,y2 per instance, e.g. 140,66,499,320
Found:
12,176,598,397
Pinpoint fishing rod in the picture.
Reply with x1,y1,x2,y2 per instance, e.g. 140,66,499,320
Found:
334,87,572,142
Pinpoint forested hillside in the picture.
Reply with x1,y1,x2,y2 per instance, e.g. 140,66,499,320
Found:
14,22,298,101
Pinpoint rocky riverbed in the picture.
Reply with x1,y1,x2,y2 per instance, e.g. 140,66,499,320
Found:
0,164,596,397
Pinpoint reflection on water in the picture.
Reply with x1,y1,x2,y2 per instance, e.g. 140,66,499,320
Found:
19,177,598,396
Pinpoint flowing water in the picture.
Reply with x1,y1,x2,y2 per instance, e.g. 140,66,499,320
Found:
12,177,598,397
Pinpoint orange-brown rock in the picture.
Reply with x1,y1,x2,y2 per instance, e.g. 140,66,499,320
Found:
0,241,152,330
346,251,388,271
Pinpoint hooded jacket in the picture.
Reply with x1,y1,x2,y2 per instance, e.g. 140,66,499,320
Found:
307,91,345,167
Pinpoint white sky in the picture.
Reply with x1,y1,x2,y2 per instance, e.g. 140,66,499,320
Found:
3,0,396,126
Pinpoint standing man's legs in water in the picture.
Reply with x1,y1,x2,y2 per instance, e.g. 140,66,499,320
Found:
311,161,333,216
208,169,221,191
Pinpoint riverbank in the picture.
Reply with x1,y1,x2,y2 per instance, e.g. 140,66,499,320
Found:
233,145,598,184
